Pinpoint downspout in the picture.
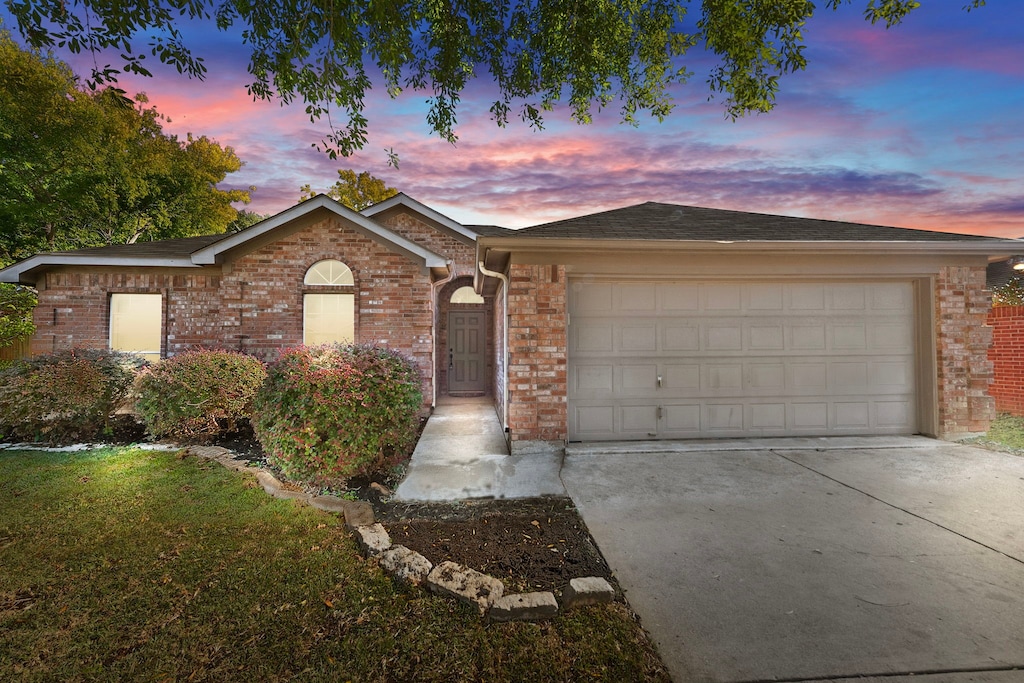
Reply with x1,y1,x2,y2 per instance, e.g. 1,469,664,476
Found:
430,260,456,408
478,258,509,437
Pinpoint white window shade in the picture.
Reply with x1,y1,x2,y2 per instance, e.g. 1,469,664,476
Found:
303,293,354,345
109,293,162,362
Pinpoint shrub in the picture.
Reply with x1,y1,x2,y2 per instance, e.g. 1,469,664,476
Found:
254,344,423,485
0,349,144,444
135,349,267,439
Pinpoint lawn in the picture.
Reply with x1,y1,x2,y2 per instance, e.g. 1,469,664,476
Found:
0,447,669,682
964,413,1024,454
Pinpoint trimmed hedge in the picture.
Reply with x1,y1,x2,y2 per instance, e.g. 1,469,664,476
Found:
254,344,422,484
0,349,144,443
135,349,267,439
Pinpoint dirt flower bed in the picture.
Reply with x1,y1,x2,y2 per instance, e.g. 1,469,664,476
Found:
377,498,613,595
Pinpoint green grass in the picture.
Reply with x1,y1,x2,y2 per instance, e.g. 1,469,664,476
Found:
0,447,669,682
974,413,1024,453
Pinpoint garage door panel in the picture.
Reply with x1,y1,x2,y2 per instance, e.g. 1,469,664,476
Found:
705,404,744,431
662,404,701,433
574,322,614,352
621,325,658,351
747,284,784,310
664,324,700,351
704,284,743,311
659,283,701,310
622,364,658,390
568,281,917,440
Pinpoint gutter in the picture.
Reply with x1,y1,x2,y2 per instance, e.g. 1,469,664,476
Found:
478,258,510,441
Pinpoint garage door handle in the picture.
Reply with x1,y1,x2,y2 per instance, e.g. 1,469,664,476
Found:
657,375,662,388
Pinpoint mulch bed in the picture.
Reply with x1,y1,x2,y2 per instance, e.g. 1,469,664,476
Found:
376,498,613,595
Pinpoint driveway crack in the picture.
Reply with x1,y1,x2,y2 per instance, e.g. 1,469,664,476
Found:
769,449,1024,568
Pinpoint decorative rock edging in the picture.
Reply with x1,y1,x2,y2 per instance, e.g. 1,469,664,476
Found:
163,444,619,622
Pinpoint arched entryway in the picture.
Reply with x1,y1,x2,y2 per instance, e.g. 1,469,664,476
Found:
437,277,493,397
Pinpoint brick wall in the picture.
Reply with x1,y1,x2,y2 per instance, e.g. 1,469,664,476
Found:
986,305,1024,415
506,264,568,446
32,214,440,408
377,213,477,277
935,265,995,437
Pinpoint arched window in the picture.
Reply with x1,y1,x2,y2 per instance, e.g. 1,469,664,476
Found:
304,259,353,286
303,260,354,345
450,285,484,304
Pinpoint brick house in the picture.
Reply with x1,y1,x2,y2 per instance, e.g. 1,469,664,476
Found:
1,195,1018,452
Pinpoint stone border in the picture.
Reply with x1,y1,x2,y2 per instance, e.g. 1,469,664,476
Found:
183,445,616,622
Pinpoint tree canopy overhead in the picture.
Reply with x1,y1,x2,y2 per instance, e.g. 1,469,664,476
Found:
2,1,986,160
0,29,251,265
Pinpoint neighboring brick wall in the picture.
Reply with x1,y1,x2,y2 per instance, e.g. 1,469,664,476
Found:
935,265,995,437
986,305,1024,415
506,264,568,445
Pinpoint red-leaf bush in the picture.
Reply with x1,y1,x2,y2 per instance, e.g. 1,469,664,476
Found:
135,349,267,439
0,349,144,443
253,344,422,485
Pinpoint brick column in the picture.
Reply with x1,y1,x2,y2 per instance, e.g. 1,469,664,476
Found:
935,266,994,437
506,264,568,450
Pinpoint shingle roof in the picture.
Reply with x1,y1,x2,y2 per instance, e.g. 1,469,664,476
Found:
40,233,230,260
465,224,514,237
515,202,1004,242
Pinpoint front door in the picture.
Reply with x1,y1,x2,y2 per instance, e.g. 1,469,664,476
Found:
448,309,488,394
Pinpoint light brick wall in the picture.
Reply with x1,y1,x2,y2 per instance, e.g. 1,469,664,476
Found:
935,265,995,436
506,264,568,444
985,305,1024,415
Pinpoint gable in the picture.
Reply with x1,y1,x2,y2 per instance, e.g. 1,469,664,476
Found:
0,194,450,285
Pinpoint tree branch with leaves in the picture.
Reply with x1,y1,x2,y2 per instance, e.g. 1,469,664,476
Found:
2,0,987,162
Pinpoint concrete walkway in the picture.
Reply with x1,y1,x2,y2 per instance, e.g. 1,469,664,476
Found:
394,396,566,501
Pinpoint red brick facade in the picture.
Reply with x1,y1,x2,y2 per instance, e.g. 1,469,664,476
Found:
31,213,456,409
986,305,1024,416
506,264,568,447
935,265,995,437
18,199,1002,447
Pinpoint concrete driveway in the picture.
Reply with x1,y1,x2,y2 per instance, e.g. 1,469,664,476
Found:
560,436,1024,683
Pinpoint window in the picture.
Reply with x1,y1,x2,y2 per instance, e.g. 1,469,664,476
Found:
304,259,353,286
303,260,354,345
110,293,162,362
450,285,484,304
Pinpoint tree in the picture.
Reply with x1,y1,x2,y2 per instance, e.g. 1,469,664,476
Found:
2,1,986,161
300,170,398,211
0,284,35,350
993,279,1024,307
227,209,270,232
0,30,251,264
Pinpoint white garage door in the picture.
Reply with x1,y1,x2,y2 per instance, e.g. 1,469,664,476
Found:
568,281,917,440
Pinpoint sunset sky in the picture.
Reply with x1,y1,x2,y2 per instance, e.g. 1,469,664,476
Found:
5,2,1023,235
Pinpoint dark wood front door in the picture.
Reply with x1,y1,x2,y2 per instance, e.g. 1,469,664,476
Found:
448,309,488,393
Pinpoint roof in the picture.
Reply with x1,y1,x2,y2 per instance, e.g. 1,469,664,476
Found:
515,202,1007,242
0,195,449,285
465,224,515,237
